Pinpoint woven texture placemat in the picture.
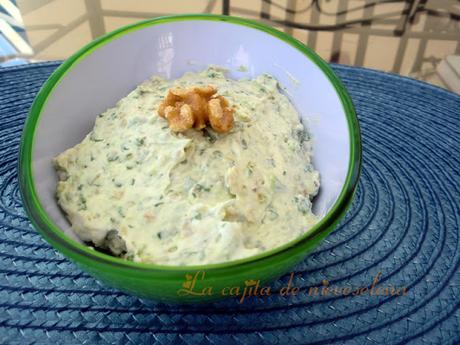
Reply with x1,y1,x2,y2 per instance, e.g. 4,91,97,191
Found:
0,62,459,345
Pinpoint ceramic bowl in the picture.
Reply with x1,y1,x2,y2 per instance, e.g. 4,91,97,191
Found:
19,14,361,303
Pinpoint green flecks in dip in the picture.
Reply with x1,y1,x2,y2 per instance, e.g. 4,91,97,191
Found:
53,67,320,266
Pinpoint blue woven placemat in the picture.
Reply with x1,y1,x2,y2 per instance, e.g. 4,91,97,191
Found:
0,62,459,345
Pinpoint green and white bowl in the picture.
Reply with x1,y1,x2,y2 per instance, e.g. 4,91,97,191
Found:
19,14,361,303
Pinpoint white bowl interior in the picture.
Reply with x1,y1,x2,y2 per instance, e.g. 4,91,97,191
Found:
31,20,351,242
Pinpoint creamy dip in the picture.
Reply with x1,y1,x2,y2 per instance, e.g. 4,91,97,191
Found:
54,67,320,265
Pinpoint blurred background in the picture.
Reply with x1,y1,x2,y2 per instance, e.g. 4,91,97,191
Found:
1,0,459,93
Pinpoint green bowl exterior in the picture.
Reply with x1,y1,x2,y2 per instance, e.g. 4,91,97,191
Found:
18,14,362,303
26,190,347,303
76,227,333,303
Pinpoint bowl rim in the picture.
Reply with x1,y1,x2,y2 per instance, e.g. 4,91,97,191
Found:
19,14,362,272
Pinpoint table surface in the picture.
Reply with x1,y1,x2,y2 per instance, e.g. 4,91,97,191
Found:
0,62,459,345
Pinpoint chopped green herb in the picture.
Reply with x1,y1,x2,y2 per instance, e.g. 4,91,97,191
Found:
195,183,211,192
125,253,135,261
212,150,223,158
304,165,313,173
89,132,104,142
241,138,248,149
294,195,312,215
168,245,178,253
266,207,278,220
136,137,145,146
203,128,217,143
267,158,276,167
293,126,309,142
78,195,87,210
247,162,255,176
89,175,101,186
271,176,286,192
107,154,119,162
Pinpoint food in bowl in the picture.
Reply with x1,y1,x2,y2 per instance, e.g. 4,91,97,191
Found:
53,66,320,265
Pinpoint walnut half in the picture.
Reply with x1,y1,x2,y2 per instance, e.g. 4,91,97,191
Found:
157,86,234,134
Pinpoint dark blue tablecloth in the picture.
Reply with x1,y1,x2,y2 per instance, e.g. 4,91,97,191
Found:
0,62,459,345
